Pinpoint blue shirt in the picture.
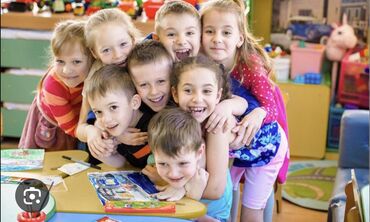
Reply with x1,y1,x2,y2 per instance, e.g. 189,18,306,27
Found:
230,78,281,167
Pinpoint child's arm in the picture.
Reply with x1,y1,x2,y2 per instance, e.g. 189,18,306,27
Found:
116,128,148,146
202,130,229,199
184,168,209,200
91,150,126,168
155,185,186,201
205,95,248,133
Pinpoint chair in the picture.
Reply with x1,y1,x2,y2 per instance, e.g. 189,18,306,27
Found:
344,170,364,222
327,110,369,222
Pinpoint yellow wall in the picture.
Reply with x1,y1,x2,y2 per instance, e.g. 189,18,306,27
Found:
250,0,273,45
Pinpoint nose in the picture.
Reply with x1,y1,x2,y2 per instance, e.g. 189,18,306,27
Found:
112,48,123,59
176,34,187,46
149,85,158,95
212,32,222,44
192,91,202,103
167,166,179,178
63,65,72,75
102,114,112,125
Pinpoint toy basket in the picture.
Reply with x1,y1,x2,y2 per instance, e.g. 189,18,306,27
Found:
327,105,345,149
337,51,369,108
290,42,325,79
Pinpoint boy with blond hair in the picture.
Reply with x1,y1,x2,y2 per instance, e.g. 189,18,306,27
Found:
153,0,201,61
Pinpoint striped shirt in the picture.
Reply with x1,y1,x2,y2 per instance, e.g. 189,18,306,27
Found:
38,68,83,137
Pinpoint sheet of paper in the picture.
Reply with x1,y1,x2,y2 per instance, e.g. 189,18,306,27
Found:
1,149,44,171
58,163,89,175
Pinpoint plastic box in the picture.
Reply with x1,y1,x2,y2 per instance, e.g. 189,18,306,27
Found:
337,52,369,109
272,57,290,82
290,42,325,79
143,0,163,20
327,105,345,149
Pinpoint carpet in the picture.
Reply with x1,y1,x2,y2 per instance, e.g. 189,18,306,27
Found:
282,160,337,211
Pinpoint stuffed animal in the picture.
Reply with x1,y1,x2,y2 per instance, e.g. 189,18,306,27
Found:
325,14,357,61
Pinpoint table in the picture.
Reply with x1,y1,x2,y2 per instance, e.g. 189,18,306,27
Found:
50,151,206,219
5,150,207,219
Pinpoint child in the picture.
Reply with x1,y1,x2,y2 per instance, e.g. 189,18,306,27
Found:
200,0,289,220
83,65,153,168
76,8,142,158
153,0,201,62
148,107,230,222
19,20,93,151
171,56,288,222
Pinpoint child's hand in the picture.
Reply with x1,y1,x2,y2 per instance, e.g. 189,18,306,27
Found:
231,108,266,147
184,168,209,200
205,102,234,134
86,125,115,158
116,128,148,146
142,165,167,186
155,185,186,201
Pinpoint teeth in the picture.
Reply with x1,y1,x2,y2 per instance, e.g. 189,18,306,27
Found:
175,49,191,60
189,107,205,113
150,96,163,103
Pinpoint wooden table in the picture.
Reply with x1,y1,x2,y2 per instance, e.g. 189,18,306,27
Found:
17,150,206,219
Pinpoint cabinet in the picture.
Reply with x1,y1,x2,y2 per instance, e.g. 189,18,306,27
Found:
279,83,330,159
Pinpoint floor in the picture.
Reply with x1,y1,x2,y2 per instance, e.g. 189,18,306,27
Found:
1,137,335,222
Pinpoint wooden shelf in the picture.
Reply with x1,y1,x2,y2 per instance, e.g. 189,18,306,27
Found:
0,12,154,34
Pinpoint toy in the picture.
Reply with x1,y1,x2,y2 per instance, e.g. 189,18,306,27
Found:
286,16,332,43
325,14,357,62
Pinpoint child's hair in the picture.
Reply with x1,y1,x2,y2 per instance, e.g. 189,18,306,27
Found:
200,0,273,78
127,40,173,73
148,107,203,157
85,8,141,52
171,55,231,100
51,20,92,60
38,20,93,92
84,64,136,101
154,0,200,34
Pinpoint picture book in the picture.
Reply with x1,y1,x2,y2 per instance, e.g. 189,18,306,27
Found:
1,149,44,171
88,171,176,213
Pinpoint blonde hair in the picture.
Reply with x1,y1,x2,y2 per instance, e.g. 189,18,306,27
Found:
154,0,200,34
148,107,203,157
84,65,136,102
38,20,93,92
85,8,141,52
200,0,274,79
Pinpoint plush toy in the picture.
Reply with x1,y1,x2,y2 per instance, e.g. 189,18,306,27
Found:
325,14,357,61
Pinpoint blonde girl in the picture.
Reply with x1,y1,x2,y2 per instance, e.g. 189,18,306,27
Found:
19,20,93,151
76,8,142,159
201,0,289,221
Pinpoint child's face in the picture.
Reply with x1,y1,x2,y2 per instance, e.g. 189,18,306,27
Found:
172,67,222,123
54,42,91,88
201,10,244,68
130,59,171,112
92,22,134,67
154,147,203,188
89,90,140,137
156,13,201,62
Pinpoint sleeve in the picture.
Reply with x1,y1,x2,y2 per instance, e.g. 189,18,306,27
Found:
43,77,79,137
239,65,278,124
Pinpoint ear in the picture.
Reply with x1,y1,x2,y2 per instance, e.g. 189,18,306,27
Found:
171,86,179,104
196,143,205,159
342,13,348,25
237,34,244,48
152,33,159,41
130,94,141,110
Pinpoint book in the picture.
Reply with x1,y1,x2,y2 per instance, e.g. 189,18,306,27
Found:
1,149,44,171
88,171,176,213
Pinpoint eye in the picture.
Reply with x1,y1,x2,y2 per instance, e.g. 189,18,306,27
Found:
180,161,189,166
203,89,213,94
56,60,64,65
157,162,167,167
183,88,192,94
186,31,194,36
204,29,213,34
223,30,232,36
166,32,175,37
120,42,127,47
110,105,118,111
93,110,102,116
139,83,148,88
73,60,82,65
158,79,166,84
102,48,110,54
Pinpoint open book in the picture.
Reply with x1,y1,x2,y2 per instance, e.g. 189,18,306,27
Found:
88,171,176,213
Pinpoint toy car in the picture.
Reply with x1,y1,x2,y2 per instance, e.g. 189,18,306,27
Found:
286,16,332,44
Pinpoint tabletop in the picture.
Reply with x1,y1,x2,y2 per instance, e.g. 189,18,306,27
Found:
11,150,207,219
